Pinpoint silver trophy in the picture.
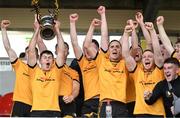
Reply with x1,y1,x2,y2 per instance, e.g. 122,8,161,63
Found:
32,0,59,40
39,15,55,40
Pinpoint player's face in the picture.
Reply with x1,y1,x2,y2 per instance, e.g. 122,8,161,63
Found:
174,43,180,60
130,47,142,62
40,53,54,71
109,41,122,62
142,51,154,71
160,44,169,59
64,44,69,58
174,43,180,53
163,63,179,82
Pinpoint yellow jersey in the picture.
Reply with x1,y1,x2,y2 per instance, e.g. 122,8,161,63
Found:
11,58,32,105
96,50,128,103
131,64,165,115
78,55,100,101
59,64,79,96
28,63,63,111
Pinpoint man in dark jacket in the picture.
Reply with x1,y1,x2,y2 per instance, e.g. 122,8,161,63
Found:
144,57,180,117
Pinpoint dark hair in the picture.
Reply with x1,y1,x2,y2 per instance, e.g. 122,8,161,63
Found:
19,52,26,59
164,57,180,67
143,49,153,54
55,42,69,50
92,39,99,49
64,42,69,50
130,44,143,51
40,50,54,59
108,40,121,48
175,39,180,45
25,46,38,53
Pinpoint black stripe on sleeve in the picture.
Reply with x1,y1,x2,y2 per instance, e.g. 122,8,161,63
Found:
77,54,83,62
73,79,80,84
92,52,99,60
171,50,176,58
56,62,64,69
129,64,137,73
11,58,18,64
101,48,108,54
28,63,37,69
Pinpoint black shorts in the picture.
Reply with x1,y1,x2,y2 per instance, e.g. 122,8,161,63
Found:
99,100,128,117
135,114,164,118
81,98,99,117
11,101,32,117
126,101,135,117
30,110,61,117
59,96,76,117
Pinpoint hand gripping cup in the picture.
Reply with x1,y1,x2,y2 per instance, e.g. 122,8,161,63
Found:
40,15,55,40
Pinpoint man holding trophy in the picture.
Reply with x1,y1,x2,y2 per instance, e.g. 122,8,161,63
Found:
27,17,65,117
25,0,65,117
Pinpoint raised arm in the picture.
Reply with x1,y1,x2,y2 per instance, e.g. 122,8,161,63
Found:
37,34,47,53
33,14,47,53
28,20,40,66
127,19,139,50
97,6,109,51
122,23,137,72
54,20,65,67
135,12,152,50
145,22,164,68
1,20,17,62
156,16,174,55
83,18,101,58
69,13,82,60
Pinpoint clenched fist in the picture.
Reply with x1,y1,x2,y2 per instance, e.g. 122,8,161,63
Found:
1,20,10,29
69,13,79,23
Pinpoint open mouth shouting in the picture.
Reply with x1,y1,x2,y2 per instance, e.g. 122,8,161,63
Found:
135,53,140,58
165,72,171,81
46,62,50,68
112,52,117,55
144,60,152,69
